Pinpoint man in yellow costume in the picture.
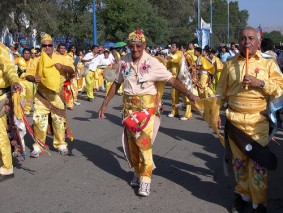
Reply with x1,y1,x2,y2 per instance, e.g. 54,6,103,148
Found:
167,43,193,120
208,49,223,91
66,45,80,108
111,47,123,95
187,42,197,62
217,27,283,213
56,43,78,110
82,45,99,102
98,29,198,197
195,47,215,98
0,42,22,181
16,48,34,115
26,34,75,157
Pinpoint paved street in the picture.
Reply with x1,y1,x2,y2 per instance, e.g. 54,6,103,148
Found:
1,87,283,213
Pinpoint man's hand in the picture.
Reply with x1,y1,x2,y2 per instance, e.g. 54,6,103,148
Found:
166,56,172,60
12,82,22,93
55,63,64,71
34,75,41,83
98,103,107,119
242,74,262,88
112,63,118,69
187,92,200,103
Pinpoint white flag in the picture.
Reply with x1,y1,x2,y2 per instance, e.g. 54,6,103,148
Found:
201,18,211,33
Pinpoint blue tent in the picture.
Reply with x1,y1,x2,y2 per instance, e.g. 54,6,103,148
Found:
102,41,116,48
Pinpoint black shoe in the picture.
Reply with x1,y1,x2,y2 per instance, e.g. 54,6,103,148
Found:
231,194,249,213
253,204,267,213
0,174,14,182
88,98,94,102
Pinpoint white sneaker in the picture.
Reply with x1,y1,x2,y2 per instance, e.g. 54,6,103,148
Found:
138,182,150,197
100,86,106,92
57,146,69,156
130,176,140,187
180,117,192,121
167,113,175,118
30,149,41,158
74,101,81,106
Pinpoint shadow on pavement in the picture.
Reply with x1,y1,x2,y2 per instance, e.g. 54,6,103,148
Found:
69,139,130,183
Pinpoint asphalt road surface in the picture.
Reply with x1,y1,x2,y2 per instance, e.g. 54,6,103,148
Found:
1,87,283,213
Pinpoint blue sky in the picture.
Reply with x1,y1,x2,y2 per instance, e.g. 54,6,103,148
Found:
236,0,283,27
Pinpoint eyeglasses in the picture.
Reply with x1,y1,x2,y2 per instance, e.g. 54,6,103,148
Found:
41,44,53,48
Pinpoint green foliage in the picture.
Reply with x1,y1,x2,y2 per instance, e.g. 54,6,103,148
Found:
262,31,283,46
0,0,250,47
0,0,61,34
203,0,248,46
98,0,170,46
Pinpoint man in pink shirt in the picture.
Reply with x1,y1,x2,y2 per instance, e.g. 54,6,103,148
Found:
98,29,198,197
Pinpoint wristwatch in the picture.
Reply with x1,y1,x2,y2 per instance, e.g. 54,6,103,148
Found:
260,80,265,88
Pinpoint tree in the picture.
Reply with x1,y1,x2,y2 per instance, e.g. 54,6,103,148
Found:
262,31,283,46
0,0,61,34
0,0,249,47
98,0,170,46
202,0,248,47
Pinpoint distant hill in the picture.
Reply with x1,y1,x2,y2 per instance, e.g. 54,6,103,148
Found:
263,26,283,34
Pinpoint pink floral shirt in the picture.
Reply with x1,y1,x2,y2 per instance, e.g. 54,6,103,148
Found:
115,51,172,95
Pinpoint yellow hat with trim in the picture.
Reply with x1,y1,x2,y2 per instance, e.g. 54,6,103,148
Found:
31,48,37,54
41,33,52,43
13,51,21,57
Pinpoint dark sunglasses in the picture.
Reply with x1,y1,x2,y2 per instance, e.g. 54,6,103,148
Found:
41,44,53,48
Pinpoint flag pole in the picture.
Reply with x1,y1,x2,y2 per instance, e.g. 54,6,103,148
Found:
198,0,201,29
92,0,97,45
210,0,213,48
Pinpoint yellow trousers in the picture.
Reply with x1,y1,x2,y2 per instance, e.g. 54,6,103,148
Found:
0,112,13,175
199,73,214,98
105,81,112,95
67,78,78,108
77,77,84,90
117,83,123,95
227,109,269,204
214,71,221,89
20,79,35,114
85,71,95,99
33,90,67,150
124,95,157,184
170,88,192,118
126,114,155,184
97,69,104,88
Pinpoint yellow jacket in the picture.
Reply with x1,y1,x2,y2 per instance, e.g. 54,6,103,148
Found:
187,49,197,62
0,43,19,88
16,57,33,78
211,56,223,72
26,51,75,93
167,50,182,78
217,50,283,105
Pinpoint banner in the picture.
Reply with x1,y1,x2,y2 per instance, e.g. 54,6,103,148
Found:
196,28,202,48
196,28,210,49
202,28,210,49
201,18,212,33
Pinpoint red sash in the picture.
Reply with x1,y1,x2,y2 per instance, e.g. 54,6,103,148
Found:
63,80,72,103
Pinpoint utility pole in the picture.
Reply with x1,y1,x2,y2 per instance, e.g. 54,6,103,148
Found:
227,0,230,45
93,0,97,45
210,0,213,47
198,0,201,29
